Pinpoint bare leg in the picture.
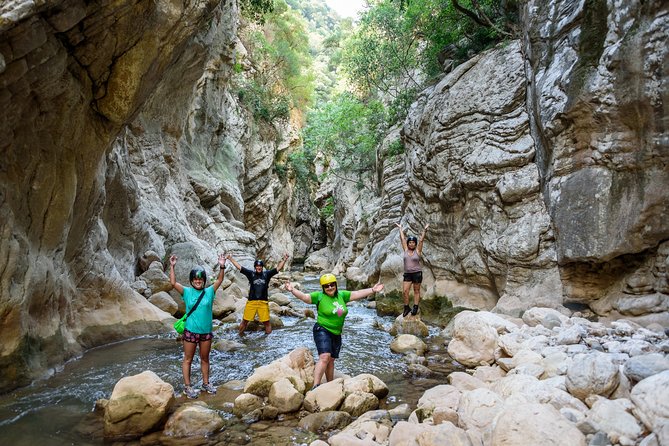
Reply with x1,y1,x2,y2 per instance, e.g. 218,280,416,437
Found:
199,339,212,384
413,283,421,306
238,319,249,336
263,320,272,334
402,281,411,305
182,341,197,386
325,357,335,382
313,352,331,386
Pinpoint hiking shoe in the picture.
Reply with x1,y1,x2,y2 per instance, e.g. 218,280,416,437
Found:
201,382,217,394
183,385,199,399
402,305,411,317
411,305,419,316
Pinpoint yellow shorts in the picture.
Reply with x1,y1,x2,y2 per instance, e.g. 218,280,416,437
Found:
243,300,270,322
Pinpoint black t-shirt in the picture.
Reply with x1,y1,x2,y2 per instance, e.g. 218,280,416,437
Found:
240,267,278,301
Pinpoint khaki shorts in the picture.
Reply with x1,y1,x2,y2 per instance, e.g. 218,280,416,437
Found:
243,300,270,322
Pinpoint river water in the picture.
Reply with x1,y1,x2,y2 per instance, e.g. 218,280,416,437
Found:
0,275,447,445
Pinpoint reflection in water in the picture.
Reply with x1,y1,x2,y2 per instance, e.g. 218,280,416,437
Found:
0,275,445,445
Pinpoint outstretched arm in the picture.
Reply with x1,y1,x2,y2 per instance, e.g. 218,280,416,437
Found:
350,283,384,301
276,253,289,272
417,224,429,255
213,253,226,291
226,254,242,271
284,281,312,304
169,255,184,295
395,222,408,251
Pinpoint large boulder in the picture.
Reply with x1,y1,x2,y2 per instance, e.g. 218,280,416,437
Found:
162,401,224,437
447,311,499,367
103,371,174,440
343,374,390,399
390,334,427,356
339,391,380,418
565,352,620,400
268,378,304,414
630,370,669,444
490,403,586,446
244,347,314,396
388,421,472,446
298,410,352,434
303,378,345,413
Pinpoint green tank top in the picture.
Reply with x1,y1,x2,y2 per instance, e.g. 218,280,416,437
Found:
310,290,352,335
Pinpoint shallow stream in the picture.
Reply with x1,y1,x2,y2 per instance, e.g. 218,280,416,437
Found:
0,274,449,445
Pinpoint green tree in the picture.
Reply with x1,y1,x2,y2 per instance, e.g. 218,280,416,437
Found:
235,0,315,123
342,0,519,103
301,93,385,189
239,0,275,23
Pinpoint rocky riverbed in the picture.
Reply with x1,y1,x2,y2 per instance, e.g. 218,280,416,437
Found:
96,306,668,446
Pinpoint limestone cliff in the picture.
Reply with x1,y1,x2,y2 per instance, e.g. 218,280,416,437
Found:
331,0,668,326
1,0,667,395
0,0,298,392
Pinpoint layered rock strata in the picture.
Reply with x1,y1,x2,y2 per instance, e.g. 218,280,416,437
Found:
336,0,668,327
0,0,297,392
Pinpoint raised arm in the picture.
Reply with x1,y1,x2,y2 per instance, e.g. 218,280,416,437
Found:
349,283,384,301
169,255,184,295
395,222,407,251
213,253,226,291
226,254,242,271
276,253,289,272
284,281,312,304
417,224,429,255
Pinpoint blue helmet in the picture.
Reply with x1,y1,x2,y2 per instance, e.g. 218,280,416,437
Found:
407,236,418,243
189,267,206,284
254,259,264,267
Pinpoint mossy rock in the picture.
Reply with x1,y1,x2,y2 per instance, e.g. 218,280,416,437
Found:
375,289,404,317
416,296,470,327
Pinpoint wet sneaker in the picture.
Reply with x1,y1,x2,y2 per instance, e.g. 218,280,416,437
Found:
201,383,217,394
411,305,419,316
183,385,199,399
402,305,411,317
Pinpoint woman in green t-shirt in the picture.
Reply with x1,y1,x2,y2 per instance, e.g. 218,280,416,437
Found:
285,273,384,388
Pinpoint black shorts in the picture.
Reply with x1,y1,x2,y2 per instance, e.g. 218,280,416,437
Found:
403,271,423,284
313,323,342,359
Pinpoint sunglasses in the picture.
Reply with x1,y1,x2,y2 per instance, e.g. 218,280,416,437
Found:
323,283,337,289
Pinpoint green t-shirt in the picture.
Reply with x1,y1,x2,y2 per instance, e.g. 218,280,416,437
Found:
310,290,351,335
183,285,215,334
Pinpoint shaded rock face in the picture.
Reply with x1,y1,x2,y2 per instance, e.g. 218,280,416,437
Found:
349,42,558,316
0,0,297,392
522,0,669,319
339,0,668,325
402,41,557,314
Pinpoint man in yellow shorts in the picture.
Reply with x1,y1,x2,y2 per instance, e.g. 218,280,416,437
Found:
227,253,289,336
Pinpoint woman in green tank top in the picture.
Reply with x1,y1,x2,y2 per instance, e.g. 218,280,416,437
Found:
285,273,384,388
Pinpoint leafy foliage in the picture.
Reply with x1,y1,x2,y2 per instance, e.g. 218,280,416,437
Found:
342,0,519,101
287,148,318,188
300,93,385,189
319,196,335,219
386,138,405,159
239,0,275,23
235,0,315,124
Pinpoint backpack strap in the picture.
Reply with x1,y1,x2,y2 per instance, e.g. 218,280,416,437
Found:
185,289,206,318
